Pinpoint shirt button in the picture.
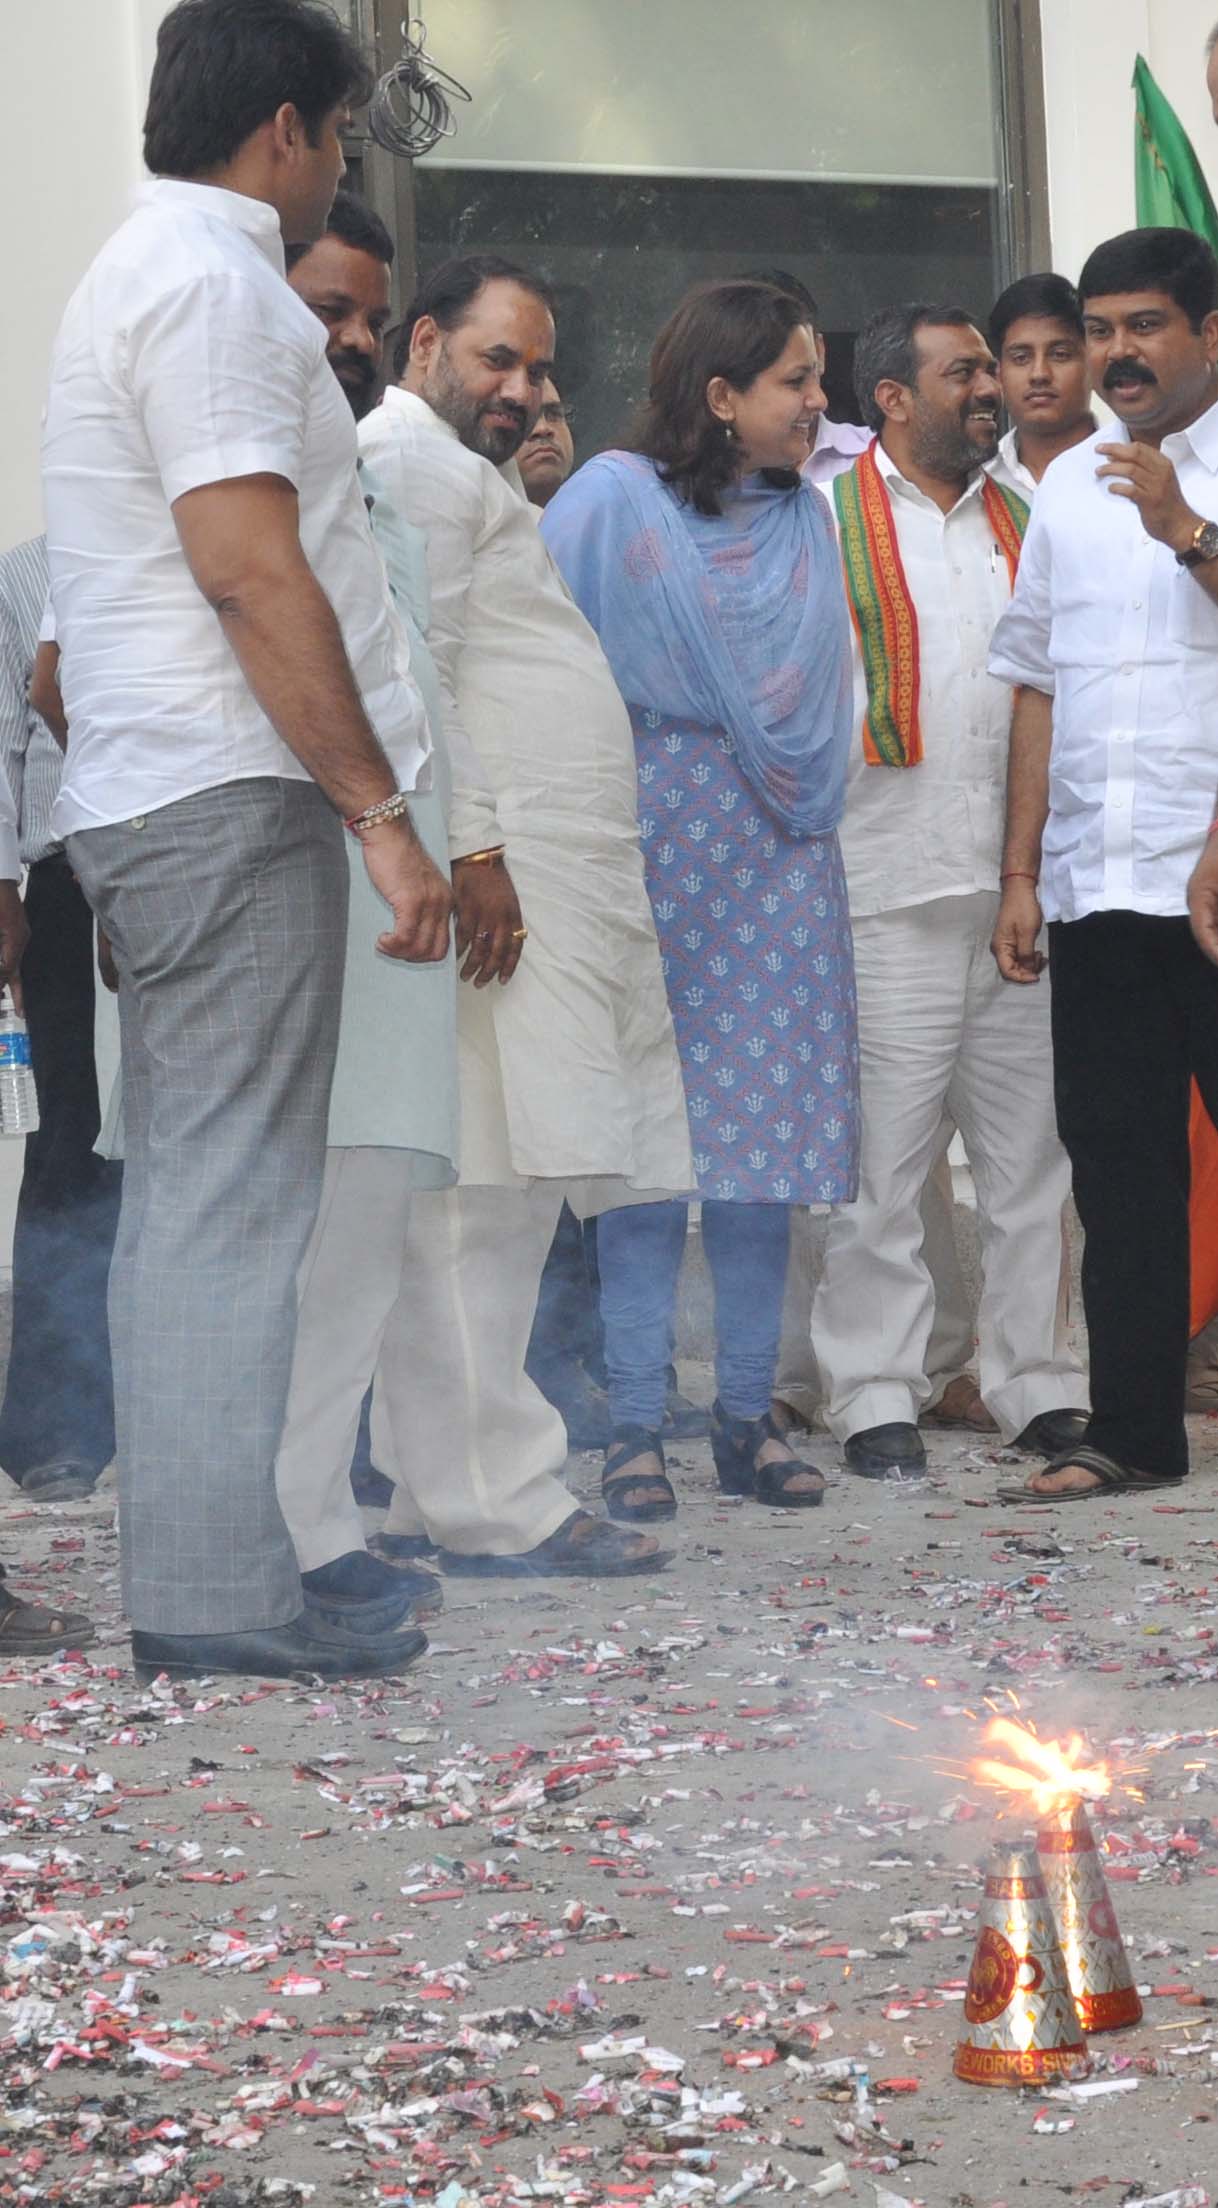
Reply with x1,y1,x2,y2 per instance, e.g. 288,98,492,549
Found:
130,815,147,830
1120,665,1134,678
1132,600,1143,610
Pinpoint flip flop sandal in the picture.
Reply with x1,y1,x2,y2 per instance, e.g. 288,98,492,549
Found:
602,1428,678,1523
997,1444,1185,1506
0,1593,97,1655
437,1510,672,1577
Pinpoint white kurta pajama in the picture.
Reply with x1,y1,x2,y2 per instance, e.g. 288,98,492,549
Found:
273,486,461,1575
809,442,1087,1445
356,389,692,1557
777,427,972,1422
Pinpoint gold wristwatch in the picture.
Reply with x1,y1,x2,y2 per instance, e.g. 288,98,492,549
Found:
1177,517,1218,568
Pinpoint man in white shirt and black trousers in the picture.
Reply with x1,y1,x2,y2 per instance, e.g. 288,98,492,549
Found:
992,227,1218,1504
41,0,451,1682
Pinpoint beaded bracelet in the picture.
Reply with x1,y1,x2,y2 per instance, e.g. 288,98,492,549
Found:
345,790,413,837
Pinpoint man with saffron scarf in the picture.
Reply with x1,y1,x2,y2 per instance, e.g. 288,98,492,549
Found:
811,303,1089,1481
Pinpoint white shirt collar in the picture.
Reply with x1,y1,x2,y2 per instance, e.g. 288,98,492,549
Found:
1163,389,1218,476
874,431,988,514
812,417,873,459
381,383,460,442
380,385,529,500
136,178,285,268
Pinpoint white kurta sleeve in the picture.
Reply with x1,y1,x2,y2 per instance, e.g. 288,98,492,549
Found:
363,431,503,860
989,500,1056,696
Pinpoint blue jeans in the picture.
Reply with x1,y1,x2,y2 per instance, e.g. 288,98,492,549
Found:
597,1199,791,1430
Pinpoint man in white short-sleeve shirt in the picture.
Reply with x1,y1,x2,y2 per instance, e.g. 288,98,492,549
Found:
41,0,451,1687
991,226,1218,1506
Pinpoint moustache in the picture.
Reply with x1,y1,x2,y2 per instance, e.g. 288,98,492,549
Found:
331,349,375,387
1103,359,1156,391
482,400,528,427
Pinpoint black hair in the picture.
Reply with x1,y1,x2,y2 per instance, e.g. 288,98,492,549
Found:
392,254,555,381
737,268,822,330
636,279,810,516
852,302,977,432
1078,227,1218,332
144,0,373,178
990,272,1084,354
284,185,394,272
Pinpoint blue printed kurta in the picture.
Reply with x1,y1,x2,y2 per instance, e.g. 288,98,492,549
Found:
633,707,859,1204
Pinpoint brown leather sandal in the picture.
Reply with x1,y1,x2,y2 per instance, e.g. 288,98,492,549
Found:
0,1588,96,1655
922,1377,997,1432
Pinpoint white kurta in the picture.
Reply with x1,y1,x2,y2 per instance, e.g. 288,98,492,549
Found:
810,442,1085,1442
358,388,692,1196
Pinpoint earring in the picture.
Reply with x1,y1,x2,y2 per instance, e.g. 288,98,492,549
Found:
722,421,735,442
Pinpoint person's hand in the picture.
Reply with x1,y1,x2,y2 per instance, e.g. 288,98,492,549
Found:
1189,833,1218,966
991,878,1045,983
1095,441,1200,552
452,854,526,988
360,817,454,963
97,927,119,994
0,883,29,1014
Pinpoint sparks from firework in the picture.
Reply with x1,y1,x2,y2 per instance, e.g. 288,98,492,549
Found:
969,1716,1112,1814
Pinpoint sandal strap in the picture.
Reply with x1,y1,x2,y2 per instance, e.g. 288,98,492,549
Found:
1042,1444,1173,1492
754,1455,825,1504
604,1428,666,1483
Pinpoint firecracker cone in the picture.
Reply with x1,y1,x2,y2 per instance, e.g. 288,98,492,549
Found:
1036,1798,1143,2032
954,1842,1088,2086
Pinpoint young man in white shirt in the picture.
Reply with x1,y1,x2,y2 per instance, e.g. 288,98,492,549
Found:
810,303,1088,1480
988,273,1096,500
42,0,451,1683
993,226,1218,1503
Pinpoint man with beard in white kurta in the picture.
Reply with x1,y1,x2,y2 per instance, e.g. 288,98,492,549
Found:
357,257,694,1575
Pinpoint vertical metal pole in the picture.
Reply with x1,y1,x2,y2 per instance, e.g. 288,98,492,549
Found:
993,0,1053,279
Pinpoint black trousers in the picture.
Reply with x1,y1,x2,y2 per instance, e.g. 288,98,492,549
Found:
525,1203,606,1391
0,854,121,1476
1049,910,1218,1482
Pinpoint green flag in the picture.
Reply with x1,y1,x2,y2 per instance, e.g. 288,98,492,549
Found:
1132,53,1218,251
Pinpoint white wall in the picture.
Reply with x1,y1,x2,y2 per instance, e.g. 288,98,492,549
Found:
1042,0,1218,282
2,0,171,548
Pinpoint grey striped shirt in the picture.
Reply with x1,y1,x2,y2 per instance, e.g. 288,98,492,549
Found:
0,535,63,864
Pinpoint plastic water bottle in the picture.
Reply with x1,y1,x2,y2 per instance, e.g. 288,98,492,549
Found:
0,994,38,1136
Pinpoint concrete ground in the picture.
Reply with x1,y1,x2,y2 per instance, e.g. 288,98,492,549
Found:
3,1272,1218,2208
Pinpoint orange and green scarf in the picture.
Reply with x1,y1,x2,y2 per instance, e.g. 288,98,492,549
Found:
833,440,1030,767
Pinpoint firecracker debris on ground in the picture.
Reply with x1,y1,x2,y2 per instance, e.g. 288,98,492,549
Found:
4,1371,1218,2208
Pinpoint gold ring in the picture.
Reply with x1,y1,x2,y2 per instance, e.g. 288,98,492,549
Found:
511,927,529,941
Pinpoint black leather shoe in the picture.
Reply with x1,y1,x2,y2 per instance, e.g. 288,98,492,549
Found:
301,1552,440,1634
131,1614,428,1685
843,1422,927,1480
21,1459,103,1502
304,1577,442,1635
1014,1408,1090,1458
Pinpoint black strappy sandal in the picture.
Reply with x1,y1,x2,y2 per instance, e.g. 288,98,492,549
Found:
710,1401,826,1508
602,1426,678,1523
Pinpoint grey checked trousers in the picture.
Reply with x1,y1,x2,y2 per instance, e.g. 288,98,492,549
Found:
67,778,347,1634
